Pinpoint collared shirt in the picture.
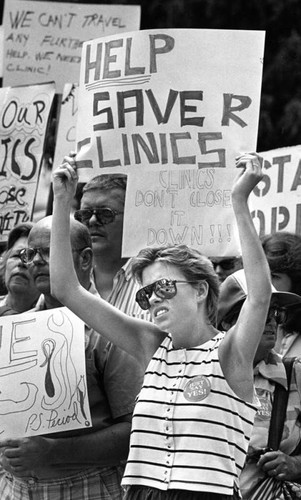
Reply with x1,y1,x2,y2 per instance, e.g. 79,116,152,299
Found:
239,351,301,498
95,259,151,321
280,331,301,358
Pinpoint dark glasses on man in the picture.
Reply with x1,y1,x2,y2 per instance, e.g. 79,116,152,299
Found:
136,278,199,310
266,306,287,325
19,246,87,264
213,258,239,271
74,208,123,226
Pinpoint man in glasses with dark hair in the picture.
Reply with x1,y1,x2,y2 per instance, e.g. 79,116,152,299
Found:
74,161,150,321
210,256,243,284
0,215,143,500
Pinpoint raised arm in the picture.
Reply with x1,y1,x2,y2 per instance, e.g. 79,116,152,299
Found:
219,153,272,398
50,157,164,368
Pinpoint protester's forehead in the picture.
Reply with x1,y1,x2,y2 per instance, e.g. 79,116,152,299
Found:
81,187,125,206
28,220,51,246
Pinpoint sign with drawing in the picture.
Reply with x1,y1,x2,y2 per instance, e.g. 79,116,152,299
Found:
123,167,241,257
76,28,265,182
0,307,91,438
249,145,301,236
2,0,141,93
0,82,55,241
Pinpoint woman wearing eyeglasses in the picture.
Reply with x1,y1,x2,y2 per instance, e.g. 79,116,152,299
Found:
49,153,271,500
0,223,40,315
217,269,301,499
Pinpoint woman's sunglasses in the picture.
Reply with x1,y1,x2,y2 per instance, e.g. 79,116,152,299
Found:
74,207,123,226
136,278,199,310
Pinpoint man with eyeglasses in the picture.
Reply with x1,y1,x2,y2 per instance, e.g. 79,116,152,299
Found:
71,154,150,321
0,215,143,500
210,256,243,284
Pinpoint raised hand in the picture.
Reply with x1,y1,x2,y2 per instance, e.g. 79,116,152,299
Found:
52,152,79,202
232,152,263,200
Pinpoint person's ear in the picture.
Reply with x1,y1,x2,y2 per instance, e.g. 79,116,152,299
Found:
196,280,209,302
79,247,93,271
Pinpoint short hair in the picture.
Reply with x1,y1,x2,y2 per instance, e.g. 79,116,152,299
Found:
0,222,34,282
131,244,220,325
82,173,127,195
70,218,92,250
261,231,301,295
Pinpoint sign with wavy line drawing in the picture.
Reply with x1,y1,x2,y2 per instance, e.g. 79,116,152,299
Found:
0,307,91,438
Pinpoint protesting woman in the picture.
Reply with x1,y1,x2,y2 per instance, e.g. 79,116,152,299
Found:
49,153,271,500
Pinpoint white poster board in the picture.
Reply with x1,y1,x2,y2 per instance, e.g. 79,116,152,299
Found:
2,0,141,93
0,82,55,242
0,307,91,438
249,145,301,237
123,167,241,257
76,28,265,182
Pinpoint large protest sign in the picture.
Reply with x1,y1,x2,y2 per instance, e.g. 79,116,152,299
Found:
76,29,265,182
0,307,91,438
2,0,141,93
122,167,241,257
53,83,78,168
249,145,301,237
0,82,55,241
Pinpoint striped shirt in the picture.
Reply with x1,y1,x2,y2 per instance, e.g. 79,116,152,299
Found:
122,331,257,497
97,259,151,321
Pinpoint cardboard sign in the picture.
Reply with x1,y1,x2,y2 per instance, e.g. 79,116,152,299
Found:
249,145,301,236
0,307,91,438
76,28,265,181
0,82,55,241
2,0,141,93
123,167,241,257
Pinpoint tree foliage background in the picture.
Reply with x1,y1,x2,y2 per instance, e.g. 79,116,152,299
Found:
136,0,301,153
1,0,301,152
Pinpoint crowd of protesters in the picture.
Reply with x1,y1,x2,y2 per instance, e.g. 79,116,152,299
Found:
0,150,300,500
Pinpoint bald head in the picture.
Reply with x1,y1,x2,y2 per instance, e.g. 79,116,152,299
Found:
29,216,92,250
28,216,93,297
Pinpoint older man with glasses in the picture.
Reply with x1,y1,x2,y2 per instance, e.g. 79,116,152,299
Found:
0,215,143,500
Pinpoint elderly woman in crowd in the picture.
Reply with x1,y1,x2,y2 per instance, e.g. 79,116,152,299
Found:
0,222,40,315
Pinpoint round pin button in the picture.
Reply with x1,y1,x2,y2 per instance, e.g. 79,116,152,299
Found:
183,375,211,401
